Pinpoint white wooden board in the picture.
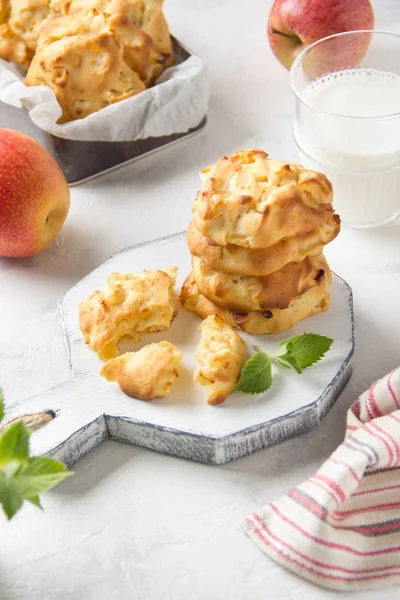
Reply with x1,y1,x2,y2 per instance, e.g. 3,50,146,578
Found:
6,232,354,465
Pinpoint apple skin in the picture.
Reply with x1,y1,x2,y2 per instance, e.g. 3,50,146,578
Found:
268,0,375,70
0,129,70,258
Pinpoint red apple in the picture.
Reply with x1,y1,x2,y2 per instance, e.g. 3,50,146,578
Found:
267,0,375,70
0,129,70,257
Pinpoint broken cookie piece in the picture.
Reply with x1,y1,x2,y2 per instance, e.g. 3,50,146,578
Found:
79,267,178,360
194,315,247,405
100,341,182,400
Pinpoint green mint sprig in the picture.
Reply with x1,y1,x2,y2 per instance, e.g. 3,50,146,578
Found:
0,391,73,520
235,333,333,395
235,348,272,395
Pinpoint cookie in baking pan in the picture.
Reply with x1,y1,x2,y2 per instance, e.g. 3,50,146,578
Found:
0,0,71,70
8,0,176,122
192,150,337,249
25,30,146,122
192,253,330,313
68,0,175,67
36,8,166,86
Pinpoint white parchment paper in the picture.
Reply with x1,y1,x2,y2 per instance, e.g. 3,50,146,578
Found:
0,50,209,142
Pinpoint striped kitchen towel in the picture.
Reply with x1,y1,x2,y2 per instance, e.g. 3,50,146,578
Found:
244,367,400,591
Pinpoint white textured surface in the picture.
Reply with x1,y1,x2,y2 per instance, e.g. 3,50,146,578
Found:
0,0,399,598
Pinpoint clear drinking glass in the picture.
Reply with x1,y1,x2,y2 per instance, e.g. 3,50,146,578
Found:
290,31,400,228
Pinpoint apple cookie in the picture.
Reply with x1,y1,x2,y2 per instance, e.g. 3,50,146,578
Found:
192,150,336,249
25,29,146,123
187,219,339,277
68,0,175,69
194,315,247,405
180,271,331,335
36,7,168,87
0,0,71,70
79,267,178,360
100,341,182,400
191,253,330,312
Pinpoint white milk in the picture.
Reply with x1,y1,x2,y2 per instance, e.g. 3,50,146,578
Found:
293,69,400,227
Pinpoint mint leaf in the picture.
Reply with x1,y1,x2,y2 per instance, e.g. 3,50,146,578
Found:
13,456,73,499
275,353,299,372
0,421,30,468
0,389,73,519
236,351,272,395
275,333,333,374
0,473,23,520
27,494,42,509
1,459,22,479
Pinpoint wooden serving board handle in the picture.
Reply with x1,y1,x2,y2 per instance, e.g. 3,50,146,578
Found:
3,376,110,466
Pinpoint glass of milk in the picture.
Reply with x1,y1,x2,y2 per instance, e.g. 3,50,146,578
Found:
290,31,400,228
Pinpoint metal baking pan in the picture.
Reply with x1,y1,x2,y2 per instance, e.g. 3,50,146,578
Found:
0,37,207,186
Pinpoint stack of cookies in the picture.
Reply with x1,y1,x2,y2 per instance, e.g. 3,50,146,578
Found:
181,150,341,334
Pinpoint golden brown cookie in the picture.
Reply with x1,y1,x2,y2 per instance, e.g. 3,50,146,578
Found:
69,0,174,69
0,0,71,70
79,267,178,360
194,315,246,405
187,219,340,277
25,30,145,122
37,8,161,85
100,341,182,400
192,254,330,312
180,271,331,335
192,150,337,249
